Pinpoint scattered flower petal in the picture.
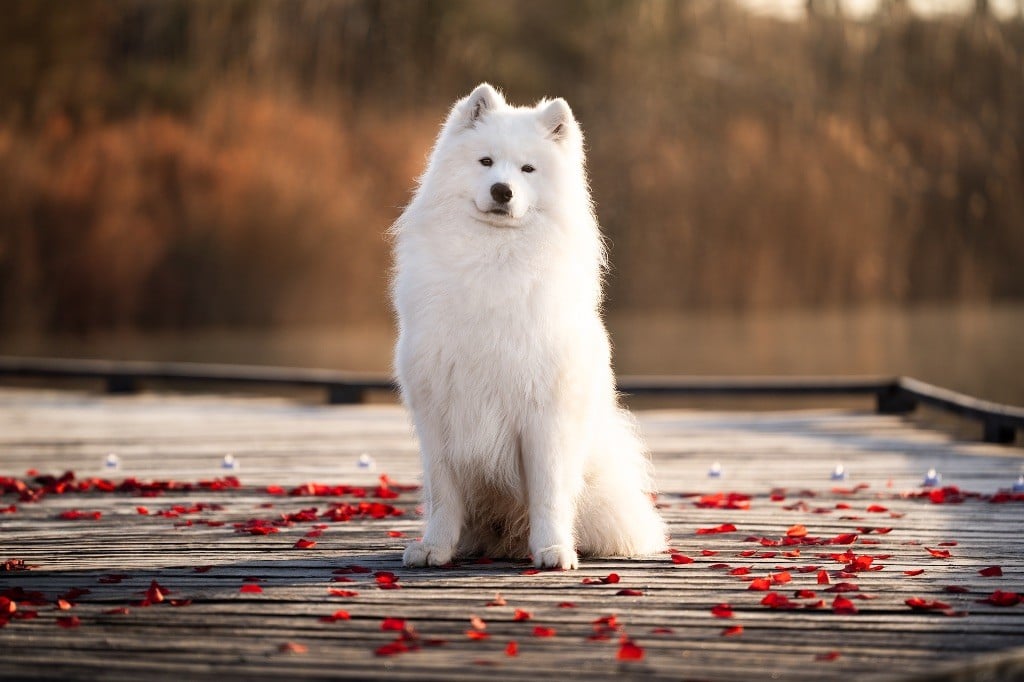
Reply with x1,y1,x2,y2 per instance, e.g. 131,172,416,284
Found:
832,596,858,614
979,591,1021,607
697,523,738,535
786,524,808,538
617,638,645,661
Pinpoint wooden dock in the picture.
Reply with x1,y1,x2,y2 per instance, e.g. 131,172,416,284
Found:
1,386,1023,681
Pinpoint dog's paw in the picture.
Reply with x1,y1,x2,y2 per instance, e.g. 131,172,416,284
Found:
403,540,454,567
533,544,579,570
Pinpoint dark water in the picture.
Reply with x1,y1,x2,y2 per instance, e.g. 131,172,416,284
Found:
2,303,1022,407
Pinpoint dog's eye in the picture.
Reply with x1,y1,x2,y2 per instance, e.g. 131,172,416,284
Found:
479,157,493,167
521,164,535,173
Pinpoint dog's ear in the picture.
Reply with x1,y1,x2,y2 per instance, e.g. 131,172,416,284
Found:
458,83,505,128
539,98,576,143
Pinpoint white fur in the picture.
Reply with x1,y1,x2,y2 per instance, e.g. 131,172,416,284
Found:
391,83,667,569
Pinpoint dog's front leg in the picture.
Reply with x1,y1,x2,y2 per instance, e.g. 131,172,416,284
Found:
404,451,463,567
522,413,583,569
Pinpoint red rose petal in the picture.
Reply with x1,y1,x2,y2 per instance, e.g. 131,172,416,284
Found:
532,626,556,637
979,590,1021,607
771,571,792,585
925,547,952,559
145,580,169,603
786,524,808,538
711,603,734,618
979,566,1003,577
103,607,130,615
761,592,798,610
817,651,841,661
831,596,858,614
293,539,317,549
697,523,738,535
557,602,576,608
375,571,400,586
617,638,645,661
903,569,925,576
505,641,518,656
671,554,695,564
278,642,307,654
319,610,351,622
825,582,860,593
240,584,263,594
616,589,644,596
328,589,358,597
375,640,410,656
905,597,951,611
512,609,532,621
721,625,744,636
382,617,406,631
583,572,621,585
748,578,772,591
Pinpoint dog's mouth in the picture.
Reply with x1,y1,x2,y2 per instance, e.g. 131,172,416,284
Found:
474,203,516,224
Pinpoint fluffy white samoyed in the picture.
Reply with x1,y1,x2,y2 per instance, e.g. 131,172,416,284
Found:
390,83,667,569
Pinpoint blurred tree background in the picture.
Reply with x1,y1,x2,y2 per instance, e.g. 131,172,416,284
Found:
0,0,1022,335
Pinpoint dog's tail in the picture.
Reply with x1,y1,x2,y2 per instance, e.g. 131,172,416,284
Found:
575,408,668,557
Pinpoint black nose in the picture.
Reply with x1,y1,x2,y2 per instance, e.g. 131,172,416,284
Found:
490,183,513,204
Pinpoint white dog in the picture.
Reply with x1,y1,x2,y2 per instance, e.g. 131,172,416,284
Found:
391,83,666,569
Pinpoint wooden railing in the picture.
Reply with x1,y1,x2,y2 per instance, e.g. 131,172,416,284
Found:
0,356,1020,445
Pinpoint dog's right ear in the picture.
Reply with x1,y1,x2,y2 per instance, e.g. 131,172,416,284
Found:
455,83,505,128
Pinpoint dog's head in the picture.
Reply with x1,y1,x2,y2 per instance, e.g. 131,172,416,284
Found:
433,83,585,227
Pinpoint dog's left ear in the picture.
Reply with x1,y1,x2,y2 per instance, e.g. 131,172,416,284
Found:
539,98,576,143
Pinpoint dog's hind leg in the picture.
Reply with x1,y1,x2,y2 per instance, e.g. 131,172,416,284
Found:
575,411,668,557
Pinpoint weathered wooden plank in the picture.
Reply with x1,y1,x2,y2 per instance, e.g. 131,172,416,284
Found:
1,387,1023,681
